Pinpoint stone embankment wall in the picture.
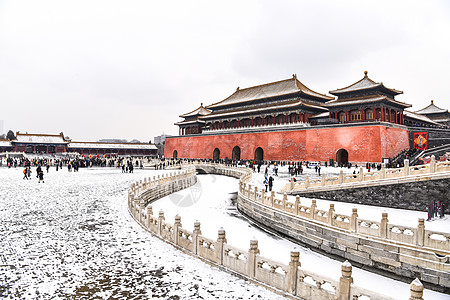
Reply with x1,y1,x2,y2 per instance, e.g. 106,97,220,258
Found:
297,177,450,213
283,157,450,213
128,164,426,299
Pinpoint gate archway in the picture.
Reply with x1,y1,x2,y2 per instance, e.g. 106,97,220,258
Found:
173,150,178,159
232,146,241,161
336,149,348,164
213,148,220,160
255,147,264,161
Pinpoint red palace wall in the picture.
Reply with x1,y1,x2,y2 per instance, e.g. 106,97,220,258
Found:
164,124,410,163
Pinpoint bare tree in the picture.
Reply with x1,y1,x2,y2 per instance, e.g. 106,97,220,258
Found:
6,130,15,141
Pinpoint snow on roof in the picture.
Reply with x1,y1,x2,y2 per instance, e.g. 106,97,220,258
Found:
68,142,157,150
174,119,206,125
201,100,326,119
309,112,330,118
0,140,12,147
329,71,402,95
179,105,212,118
14,133,68,144
404,110,443,125
207,75,333,109
415,100,448,115
324,95,411,108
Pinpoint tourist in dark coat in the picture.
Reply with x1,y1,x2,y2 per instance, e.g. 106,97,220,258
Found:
268,176,274,192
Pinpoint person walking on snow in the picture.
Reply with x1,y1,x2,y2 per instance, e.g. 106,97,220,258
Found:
23,168,28,180
38,170,44,183
264,176,269,192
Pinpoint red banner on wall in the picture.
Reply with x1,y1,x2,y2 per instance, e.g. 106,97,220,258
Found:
414,132,427,150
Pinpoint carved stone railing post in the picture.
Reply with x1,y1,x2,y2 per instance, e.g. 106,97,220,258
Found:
380,213,388,239
139,200,146,224
193,221,201,255
305,175,310,189
174,215,182,245
409,278,424,300
338,170,344,184
248,184,252,198
358,167,364,182
254,186,258,201
430,155,436,173
290,179,294,190
247,239,260,279
261,189,265,204
338,260,353,300
216,228,227,265
133,197,140,219
283,193,287,210
158,210,165,236
404,159,410,176
321,174,326,186
380,163,386,179
288,250,300,294
328,204,335,225
416,218,425,247
270,191,275,207
310,200,316,220
350,208,358,232
295,196,300,215
146,205,153,229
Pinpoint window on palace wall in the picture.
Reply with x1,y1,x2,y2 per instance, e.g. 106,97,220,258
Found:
366,109,373,120
350,110,361,121
339,112,346,122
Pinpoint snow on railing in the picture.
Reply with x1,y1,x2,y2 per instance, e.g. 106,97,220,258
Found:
281,155,450,194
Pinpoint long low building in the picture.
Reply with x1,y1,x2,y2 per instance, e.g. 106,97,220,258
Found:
0,132,157,156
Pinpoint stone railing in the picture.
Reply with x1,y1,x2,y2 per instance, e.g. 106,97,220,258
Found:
127,166,426,299
281,156,450,193
241,183,450,253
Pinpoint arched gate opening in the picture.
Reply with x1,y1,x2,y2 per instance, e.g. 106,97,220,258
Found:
254,147,264,161
336,149,348,164
213,148,220,160
232,146,241,161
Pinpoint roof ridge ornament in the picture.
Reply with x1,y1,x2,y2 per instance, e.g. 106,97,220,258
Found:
364,70,368,77
431,99,434,104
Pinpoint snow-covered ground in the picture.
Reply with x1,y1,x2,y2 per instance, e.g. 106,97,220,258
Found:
0,166,448,299
0,167,285,299
249,164,450,232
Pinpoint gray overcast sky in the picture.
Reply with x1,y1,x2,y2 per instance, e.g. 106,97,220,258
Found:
0,0,449,142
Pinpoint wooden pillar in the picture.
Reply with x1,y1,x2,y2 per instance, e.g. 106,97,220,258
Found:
273,115,276,125
345,110,348,123
361,108,365,122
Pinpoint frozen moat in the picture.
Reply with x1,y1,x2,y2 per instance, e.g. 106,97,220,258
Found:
0,167,448,299
0,168,284,299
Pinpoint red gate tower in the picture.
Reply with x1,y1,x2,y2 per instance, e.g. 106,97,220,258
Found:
165,72,411,164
